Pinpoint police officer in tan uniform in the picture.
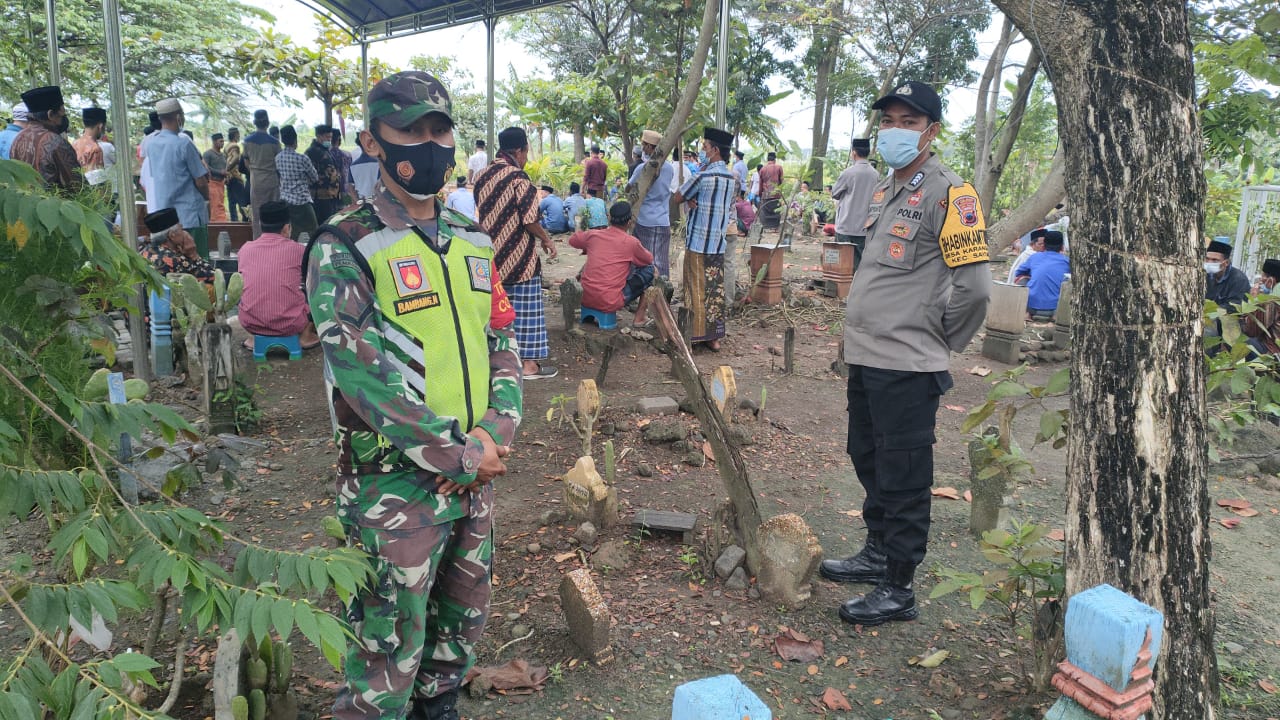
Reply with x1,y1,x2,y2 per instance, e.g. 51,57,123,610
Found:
820,81,990,626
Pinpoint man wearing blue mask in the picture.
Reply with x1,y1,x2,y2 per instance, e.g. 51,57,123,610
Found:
821,80,990,627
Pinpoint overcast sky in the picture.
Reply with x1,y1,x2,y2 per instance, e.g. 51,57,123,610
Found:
251,0,1025,150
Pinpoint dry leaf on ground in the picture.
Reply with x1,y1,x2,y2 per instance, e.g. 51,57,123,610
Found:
944,404,967,413
840,509,863,518
1259,678,1277,694
552,551,576,562
909,649,951,668
821,687,853,711
931,487,961,500
963,490,973,503
1219,517,1241,529
465,659,549,694
968,366,993,377
702,441,716,463
1234,507,1260,517
1046,529,1066,542
773,629,825,663
1217,498,1252,510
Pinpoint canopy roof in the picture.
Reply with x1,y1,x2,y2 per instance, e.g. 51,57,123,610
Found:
304,0,572,41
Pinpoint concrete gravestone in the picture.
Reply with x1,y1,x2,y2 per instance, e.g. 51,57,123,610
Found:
755,513,823,609
559,568,613,665
1045,583,1163,720
563,456,618,528
983,282,1028,365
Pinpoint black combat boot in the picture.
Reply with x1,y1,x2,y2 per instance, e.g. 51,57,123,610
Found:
409,689,459,720
818,531,887,584
838,559,918,626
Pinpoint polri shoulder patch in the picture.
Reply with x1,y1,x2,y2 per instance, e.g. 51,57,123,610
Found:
939,182,989,268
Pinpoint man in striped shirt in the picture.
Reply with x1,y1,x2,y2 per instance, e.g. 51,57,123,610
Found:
673,126,737,351
473,126,559,379
237,200,319,348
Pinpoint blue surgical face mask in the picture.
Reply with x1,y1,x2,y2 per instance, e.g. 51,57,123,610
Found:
1204,262,1222,275
878,127,924,169
321,141,332,149
698,151,708,164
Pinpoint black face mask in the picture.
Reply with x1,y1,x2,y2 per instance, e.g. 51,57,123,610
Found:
55,114,70,134
371,126,455,199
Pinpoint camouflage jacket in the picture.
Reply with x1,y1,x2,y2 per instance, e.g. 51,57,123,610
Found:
305,186,523,525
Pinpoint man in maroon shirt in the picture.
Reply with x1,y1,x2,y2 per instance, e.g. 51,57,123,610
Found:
758,151,784,200
582,144,608,196
237,200,319,348
568,201,655,327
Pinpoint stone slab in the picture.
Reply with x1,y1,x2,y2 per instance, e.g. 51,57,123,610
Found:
714,545,746,579
559,568,613,665
671,674,772,720
634,396,680,415
632,509,698,545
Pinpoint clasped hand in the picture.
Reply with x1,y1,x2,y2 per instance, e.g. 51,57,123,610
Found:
435,427,509,495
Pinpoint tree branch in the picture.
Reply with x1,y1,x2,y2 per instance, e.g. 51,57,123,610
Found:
985,150,1065,255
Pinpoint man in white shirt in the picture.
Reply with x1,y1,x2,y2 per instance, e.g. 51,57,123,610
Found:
466,139,489,184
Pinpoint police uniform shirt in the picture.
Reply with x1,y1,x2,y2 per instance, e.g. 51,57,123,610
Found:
843,154,991,373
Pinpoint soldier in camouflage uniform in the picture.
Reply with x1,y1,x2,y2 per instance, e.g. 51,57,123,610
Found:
304,71,523,720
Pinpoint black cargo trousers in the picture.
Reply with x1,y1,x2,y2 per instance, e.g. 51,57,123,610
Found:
846,365,953,565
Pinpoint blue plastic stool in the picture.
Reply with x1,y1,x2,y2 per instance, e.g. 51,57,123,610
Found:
253,334,302,361
580,307,618,330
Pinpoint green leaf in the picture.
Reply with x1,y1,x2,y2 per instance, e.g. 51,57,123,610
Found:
251,594,272,644
271,598,295,640
1045,367,1070,395
72,540,88,578
110,652,161,672
969,586,986,610
83,526,109,563
36,198,62,233
294,602,322,649
988,381,1029,401
960,401,996,434
1037,411,1065,444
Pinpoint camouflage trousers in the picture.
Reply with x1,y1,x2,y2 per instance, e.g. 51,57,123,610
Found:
333,482,494,719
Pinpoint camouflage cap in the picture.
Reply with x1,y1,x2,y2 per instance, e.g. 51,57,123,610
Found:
368,71,453,130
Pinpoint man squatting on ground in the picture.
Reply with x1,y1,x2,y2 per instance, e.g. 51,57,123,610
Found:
304,71,522,720
820,81,991,626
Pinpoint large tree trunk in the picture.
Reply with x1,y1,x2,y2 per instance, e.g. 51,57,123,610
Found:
975,50,1041,211
807,24,840,188
995,1,1216,717
573,124,585,162
974,16,1015,186
629,0,719,214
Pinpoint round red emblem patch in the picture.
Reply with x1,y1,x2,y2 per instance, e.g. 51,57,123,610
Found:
889,241,905,260
397,160,415,180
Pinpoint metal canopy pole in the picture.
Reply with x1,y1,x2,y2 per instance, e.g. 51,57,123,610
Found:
485,16,496,154
102,0,149,381
361,40,369,129
45,0,61,85
715,0,729,130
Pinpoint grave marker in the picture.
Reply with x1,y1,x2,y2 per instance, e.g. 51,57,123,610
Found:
1045,584,1163,720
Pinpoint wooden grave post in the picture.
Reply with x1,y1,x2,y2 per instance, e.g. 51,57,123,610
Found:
645,286,763,570
202,323,237,435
